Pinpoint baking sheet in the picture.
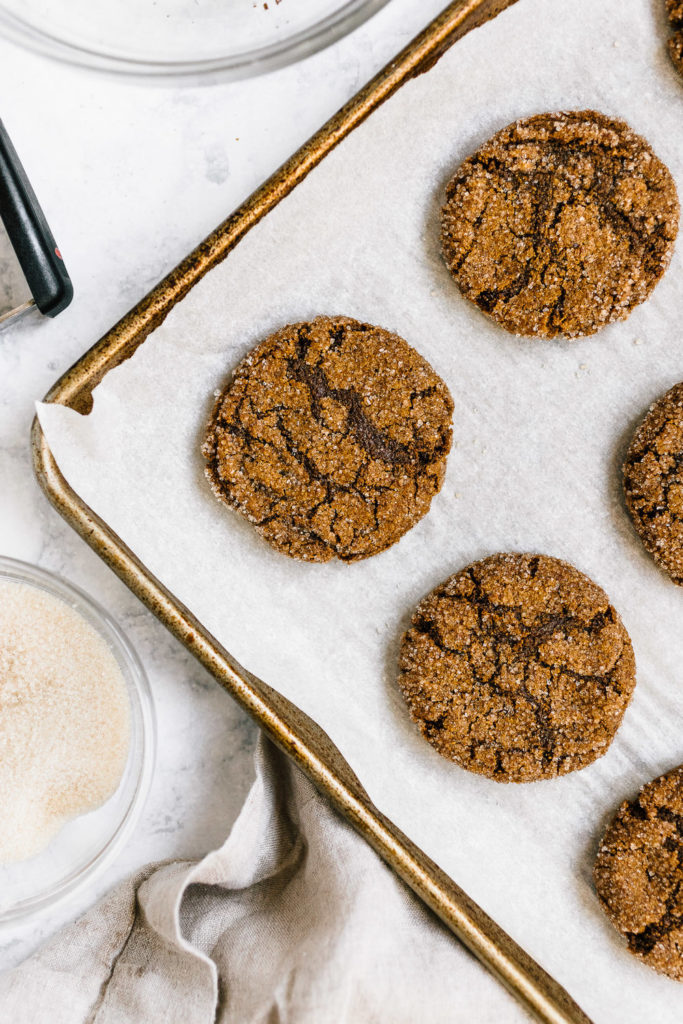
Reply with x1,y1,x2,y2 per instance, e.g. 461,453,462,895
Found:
38,0,683,1018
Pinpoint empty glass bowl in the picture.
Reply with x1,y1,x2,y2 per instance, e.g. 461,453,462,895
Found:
0,0,391,81
0,557,155,924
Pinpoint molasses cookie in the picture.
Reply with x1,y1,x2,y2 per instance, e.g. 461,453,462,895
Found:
203,316,453,562
624,381,683,586
398,553,636,783
594,765,683,980
440,111,679,338
667,1,683,78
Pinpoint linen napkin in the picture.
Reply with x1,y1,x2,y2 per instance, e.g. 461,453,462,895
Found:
0,735,530,1023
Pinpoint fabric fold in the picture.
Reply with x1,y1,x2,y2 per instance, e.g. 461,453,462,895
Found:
0,736,529,1023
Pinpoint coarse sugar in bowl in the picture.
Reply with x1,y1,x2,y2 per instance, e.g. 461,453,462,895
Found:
0,556,155,923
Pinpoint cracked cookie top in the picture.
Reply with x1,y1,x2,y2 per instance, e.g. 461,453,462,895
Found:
398,553,636,783
668,0,683,78
202,316,454,562
595,765,683,980
624,381,683,586
440,110,679,339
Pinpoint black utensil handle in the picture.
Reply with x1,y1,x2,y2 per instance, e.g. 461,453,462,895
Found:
0,119,73,318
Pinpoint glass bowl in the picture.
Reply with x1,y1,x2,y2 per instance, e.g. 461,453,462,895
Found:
0,556,155,924
0,0,391,82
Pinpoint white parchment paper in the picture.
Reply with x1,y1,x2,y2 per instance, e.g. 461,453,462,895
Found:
38,1,683,1019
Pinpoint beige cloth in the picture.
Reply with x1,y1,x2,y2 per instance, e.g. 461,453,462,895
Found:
0,736,529,1023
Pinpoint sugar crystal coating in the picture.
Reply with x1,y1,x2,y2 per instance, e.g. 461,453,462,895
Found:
441,110,679,338
398,553,636,783
203,316,454,562
624,380,683,586
667,0,683,78
595,765,683,980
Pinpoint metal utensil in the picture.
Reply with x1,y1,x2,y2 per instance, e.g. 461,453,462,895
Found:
0,118,72,329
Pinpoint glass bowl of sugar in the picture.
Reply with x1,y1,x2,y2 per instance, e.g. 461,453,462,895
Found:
0,556,155,923
0,0,391,82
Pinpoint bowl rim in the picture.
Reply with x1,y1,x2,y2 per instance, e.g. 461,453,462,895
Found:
0,555,156,925
0,0,392,82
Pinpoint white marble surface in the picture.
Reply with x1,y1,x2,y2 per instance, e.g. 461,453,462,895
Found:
0,0,447,969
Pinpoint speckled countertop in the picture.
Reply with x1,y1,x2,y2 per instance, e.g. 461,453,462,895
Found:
0,0,447,968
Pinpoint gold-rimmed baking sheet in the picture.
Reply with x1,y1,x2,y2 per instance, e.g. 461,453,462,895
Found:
35,1,683,1021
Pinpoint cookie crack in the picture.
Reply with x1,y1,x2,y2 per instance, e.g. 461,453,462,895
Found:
442,115,678,338
204,318,453,562
621,805,683,956
288,357,429,468
410,563,628,773
626,892,683,956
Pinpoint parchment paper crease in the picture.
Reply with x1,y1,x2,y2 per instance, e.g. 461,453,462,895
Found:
38,1,683,1018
